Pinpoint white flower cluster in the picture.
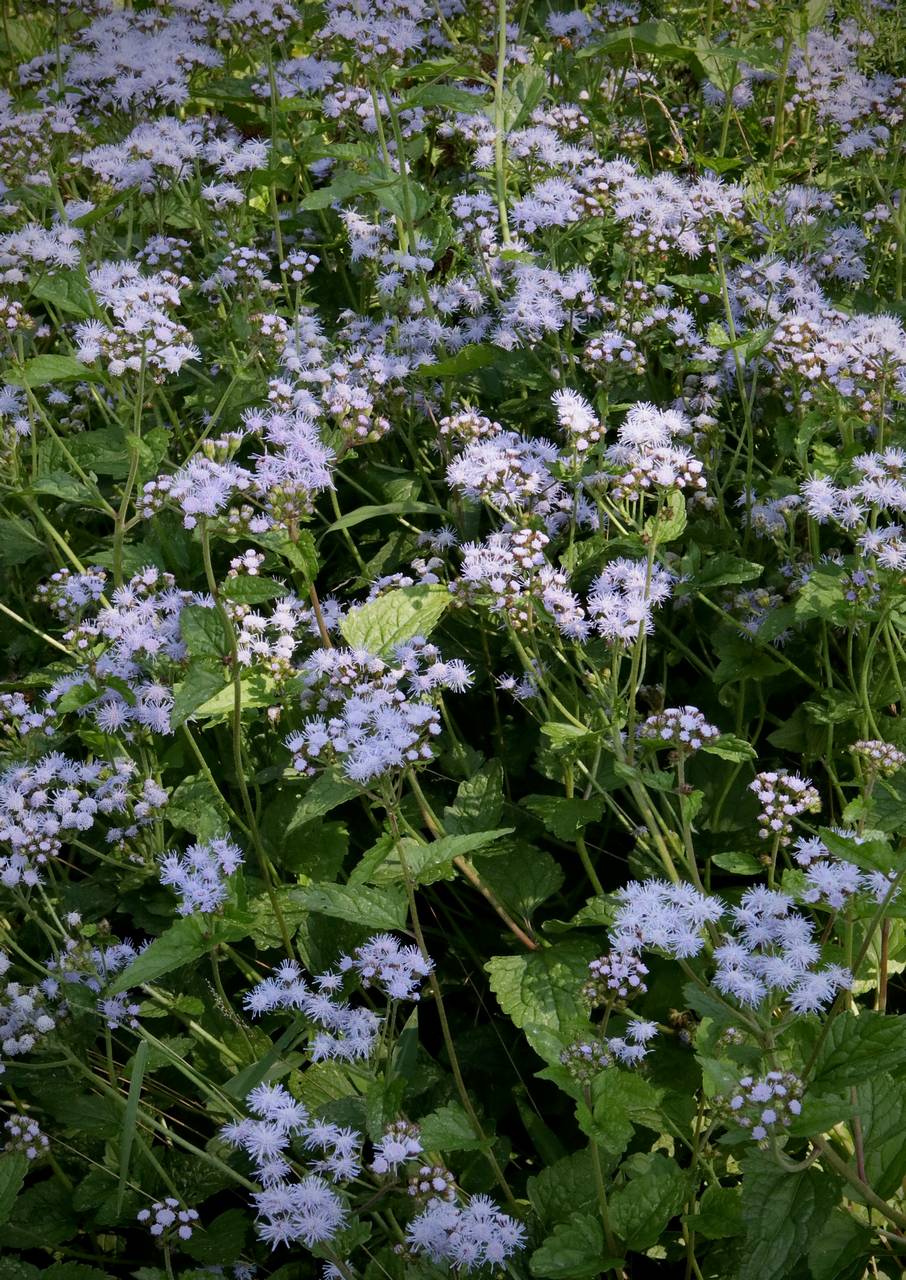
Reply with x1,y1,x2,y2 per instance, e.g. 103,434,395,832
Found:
136,1198,199,1242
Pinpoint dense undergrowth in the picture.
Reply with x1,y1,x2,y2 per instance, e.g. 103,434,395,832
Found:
0,0,905,1277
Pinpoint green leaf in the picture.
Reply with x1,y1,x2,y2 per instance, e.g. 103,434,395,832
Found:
523,795,605,841
66,427,130,478
811,1011,906,1089
528,1150,598,1228
807,1210,873,1280
686,1184,742,1240
486,939,599,1051
7,355,101,387
853,1074,906,1199
404,83,487,112
0,1154,27,1226
31,272,94,318
117,1039,149,1214
194,670,277,718
325,500,446,532
816,827,898,875
609,1153,686,1251
297,882,408,930
220,576,289,605
476,843,564,916
180,1209,248,1264
42,1265,115,1280
170,663,227,729
691,554,763,592
444,760,505,835
372,828,513,886
702,734,756,761
284,770,360,829
0,516,43,567
0,1177,79,1248
413,343,499,377
590,1070,663,1158
31,472,97,506
738,1148,840,1280
710,851,762,875
530,1213,613,1279
419,1102,483,1152
166,774,230,841
339,583,452,656
180,604,226,660
106,913,254,995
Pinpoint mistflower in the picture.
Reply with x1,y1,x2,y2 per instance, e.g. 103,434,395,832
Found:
338,934,433,1001
284,640,471,785
158,837,244,915
749,771,821,845
637,706,720,752
583,949,649,1004
3,1112,48,1160
409,1163,456,1201
370,1120,423,1174
137,1198,200,1242
712,886,852,1013
0,754,167,884
242,957,383,1062
613,880,725,960
852,740,906,777
722,1071,803,1142
551,388,603,452
560,1037,611,1082
587,557,674,644
406,1195,527,1270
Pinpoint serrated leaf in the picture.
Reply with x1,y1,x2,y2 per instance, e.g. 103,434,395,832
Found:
107,913,254,995
807,1209,873,1280
326,500,446,532
180,604,226,660
7,355,101,387
739,1149,839,1280
413,343,499,377
419,1101,483,1151
528,1150,598,1228
486,939,599,1049
166,774,230,841
817,827,898,875
476,843,564,916
170,663,227,729
530,1213,611,1279
702,734,756,761
686,1184,742,1239
194,670,277,718
0,1154,27,1226
0,516,42,567
590,1070,664,1158
31,471,97,505
523,795,605,841
811,1011,906,1088
444,760,505,835
284,770,360,829
710,851,762,875
31,272,94,318
340,584,452,656
220,576,289,605
609,1153,686,1251
0,1177,79,1248
180,1209,247,1264
853,1074,906,1198
297,882,408,930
